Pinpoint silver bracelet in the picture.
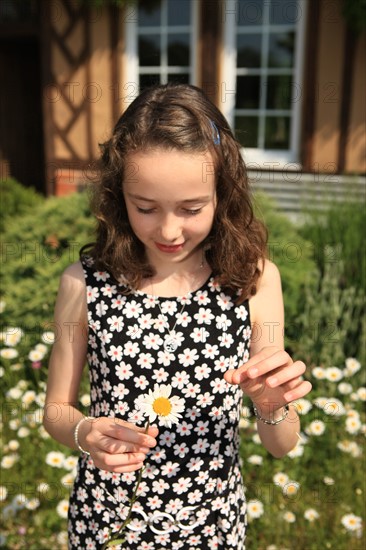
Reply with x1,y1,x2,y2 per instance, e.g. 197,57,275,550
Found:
252,404,290,425
74,416,95,455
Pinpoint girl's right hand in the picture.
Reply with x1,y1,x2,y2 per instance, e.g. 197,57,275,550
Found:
78,417,159,473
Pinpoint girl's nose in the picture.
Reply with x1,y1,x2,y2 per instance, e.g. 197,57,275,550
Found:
159,214,182,242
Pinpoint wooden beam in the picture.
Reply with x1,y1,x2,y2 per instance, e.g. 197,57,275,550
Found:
301,0,321,172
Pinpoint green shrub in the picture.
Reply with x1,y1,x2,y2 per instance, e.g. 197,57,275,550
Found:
299,197,366,291
253,192,318,355
0,178,45,233
0,191,95,334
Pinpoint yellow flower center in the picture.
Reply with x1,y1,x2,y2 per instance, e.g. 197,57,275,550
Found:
153,397,172,417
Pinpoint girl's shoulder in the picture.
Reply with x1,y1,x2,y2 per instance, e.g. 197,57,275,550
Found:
59,260,86,296
255,258,281,292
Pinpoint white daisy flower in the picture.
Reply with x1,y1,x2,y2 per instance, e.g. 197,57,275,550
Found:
338,382,353,395
28,349,45,362
6,387,22,399
273,472,289,487
357,387,366,401
292,398,312,415
25,498,40,510
247,500,264,519
45,451,65,468
1,454,19,469
41,331,55,344
304,508,319,521
8,440,19,451
56,499,69,518
136,384,185,428
1,328,23,347
0,348,18,360
344,358,361,377
341,513,363,532
325,367,343,382
247,455,263,465
0,486,8,501
323,476,335,485
345,416,362,434
312,366,326,379
34,343,48,355
283,481,300,497
283,511,296,523
305,420,326,436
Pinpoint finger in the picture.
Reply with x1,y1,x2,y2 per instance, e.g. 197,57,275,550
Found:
95,451,147,470
283,380,312,403
97,436,152,455
244,350,292,381
266,361,306,388
104,422,157,448
113,462,145,474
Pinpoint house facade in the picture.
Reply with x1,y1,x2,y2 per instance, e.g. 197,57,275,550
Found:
1,0,365,212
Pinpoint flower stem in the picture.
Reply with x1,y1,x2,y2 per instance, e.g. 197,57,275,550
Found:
102,421,150,549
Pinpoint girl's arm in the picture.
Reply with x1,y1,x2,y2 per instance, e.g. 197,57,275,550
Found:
224,259,312,457
43,261,158,472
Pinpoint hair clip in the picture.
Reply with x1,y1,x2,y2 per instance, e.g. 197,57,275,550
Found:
210,120,221,145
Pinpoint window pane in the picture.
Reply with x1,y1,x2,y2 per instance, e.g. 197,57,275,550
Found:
236,76,261,109
139,74,161,91
237,34,261,68
268,32,294,68
168,74,190,84
270,1,300,25
168,33,190,66
266,75,292,110
168,0,190,25
139,35,160,66
138,0,161,26
235,116,259,148
237,0,263,26
265,116,290,149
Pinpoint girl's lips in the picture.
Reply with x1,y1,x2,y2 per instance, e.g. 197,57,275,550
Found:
155,242,184,253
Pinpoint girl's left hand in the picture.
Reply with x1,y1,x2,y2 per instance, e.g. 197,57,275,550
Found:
224,346,312,410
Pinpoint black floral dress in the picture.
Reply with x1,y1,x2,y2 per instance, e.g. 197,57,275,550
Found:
68,256,250,549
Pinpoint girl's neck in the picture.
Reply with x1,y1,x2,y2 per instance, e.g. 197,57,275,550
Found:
140,251,211,297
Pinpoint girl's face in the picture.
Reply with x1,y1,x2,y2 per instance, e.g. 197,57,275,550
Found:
123,148,217,269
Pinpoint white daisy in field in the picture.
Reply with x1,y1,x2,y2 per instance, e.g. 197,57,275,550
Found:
338,382,353,395
357,387,366,401
63,455,79,471
305,420,326,436
0,348,18,360
292,398,312,415
344,358,361,377
273,472,289,487
283,511,296,523
8,440,19,451
25,498,40,510
341,513,363,532
0,486,7,501
312,366,326,379
283,481,300,497
304,508,319,521
323,476,335,485
41,331,55,344
247,500,264,519
45,451,65,468
0,327,23,347
136,384,185,428
345,416,362,434
247,455,263,465
1,454,19,469
56,499,69,519
325,367,343,382
28,349,45,362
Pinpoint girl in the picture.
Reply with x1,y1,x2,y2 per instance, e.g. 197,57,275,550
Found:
44,83,312,550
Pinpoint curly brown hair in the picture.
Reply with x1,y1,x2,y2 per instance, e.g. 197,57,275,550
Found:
85,83,267,302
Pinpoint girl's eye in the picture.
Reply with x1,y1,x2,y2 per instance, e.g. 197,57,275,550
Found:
184,208,202,215
137,207,155,214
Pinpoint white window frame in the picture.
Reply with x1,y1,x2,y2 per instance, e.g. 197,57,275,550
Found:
123,0,199,106
221,0,307,169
